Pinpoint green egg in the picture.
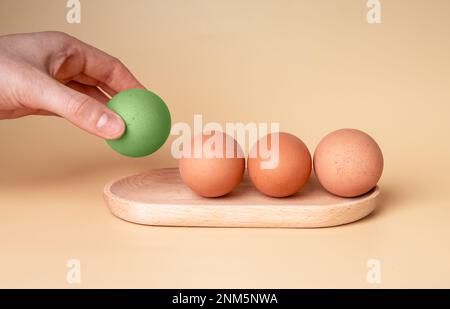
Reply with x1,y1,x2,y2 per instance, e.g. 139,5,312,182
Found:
106,89,171,157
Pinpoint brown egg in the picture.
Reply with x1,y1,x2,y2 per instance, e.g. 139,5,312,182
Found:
179,131,245,197
313,129,383,197
247,132,312,197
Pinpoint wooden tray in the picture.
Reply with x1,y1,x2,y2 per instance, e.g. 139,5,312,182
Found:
103,168,380,228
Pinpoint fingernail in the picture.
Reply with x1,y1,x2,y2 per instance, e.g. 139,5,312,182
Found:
97,113,124,139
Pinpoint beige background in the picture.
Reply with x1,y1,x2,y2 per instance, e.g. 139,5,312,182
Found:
1,0,450,288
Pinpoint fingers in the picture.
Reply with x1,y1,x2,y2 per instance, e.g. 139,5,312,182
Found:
66,81,109,104
71,73,99,87
72,73,116,98
37,76,125,139
0,108,56,119
71,37,146,93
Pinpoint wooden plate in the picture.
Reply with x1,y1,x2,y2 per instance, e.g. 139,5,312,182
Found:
104,168,380,228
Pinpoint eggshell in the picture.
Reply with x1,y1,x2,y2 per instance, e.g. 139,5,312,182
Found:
106,89,171,157
247,132,312,197
313,128,383,197
179,132,245,197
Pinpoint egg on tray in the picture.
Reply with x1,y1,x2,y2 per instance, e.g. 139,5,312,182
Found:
179,131,245,197
313,128,384,197
247,132,312,198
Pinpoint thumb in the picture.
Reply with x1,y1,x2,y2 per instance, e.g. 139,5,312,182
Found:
35,77,125,139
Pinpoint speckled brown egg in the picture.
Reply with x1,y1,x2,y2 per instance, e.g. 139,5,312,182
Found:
247,132,312,197
179,132,245,197
313,129,383,197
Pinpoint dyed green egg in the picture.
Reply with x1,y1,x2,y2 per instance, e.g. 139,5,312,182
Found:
106,89,171,157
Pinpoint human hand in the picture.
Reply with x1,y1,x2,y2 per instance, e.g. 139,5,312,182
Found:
0,31,145,139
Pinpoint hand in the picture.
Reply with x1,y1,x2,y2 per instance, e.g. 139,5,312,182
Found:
0,31,145,139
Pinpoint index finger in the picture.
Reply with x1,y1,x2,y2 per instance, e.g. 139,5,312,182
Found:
73,37,146,93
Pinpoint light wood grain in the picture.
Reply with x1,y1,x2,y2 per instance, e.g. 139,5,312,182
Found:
103,168,380,228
